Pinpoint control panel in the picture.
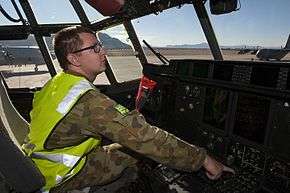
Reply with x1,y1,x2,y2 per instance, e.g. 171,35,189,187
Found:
264,157,290,193
138,59,290,193
146,138,289,193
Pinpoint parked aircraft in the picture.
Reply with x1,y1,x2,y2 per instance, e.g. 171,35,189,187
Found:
237,48,251,54
0,45,51,71
256,34,290,61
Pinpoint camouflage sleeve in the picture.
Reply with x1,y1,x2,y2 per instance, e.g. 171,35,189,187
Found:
82,89,207,172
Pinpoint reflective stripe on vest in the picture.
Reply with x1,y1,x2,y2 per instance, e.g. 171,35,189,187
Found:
57,80,93,115
31,152,81,168
56,170,74,184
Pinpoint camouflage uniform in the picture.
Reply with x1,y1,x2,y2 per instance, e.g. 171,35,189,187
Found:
45,89,206,192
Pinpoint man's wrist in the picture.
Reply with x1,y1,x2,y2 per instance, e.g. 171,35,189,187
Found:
191,148,207,171
202,154,209,168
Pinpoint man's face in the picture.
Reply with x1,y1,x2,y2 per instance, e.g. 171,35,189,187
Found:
75,32,106,76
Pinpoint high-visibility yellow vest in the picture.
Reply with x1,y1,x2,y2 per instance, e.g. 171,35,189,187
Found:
23,72,101,192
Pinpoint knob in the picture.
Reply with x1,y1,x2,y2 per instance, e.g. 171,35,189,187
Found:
188,103,194,109
185,85,190,95
179,108,185,112
207,143,214,150
227,155,235,166
217,137,223,142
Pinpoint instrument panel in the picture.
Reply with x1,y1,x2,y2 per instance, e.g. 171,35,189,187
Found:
139,59,290,193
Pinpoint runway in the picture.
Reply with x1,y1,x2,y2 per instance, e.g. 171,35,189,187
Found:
1,49,290,88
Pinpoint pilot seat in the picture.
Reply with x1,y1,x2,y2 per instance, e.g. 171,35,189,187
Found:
0,73,45,193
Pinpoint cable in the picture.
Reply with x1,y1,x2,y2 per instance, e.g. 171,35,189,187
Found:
0,3,21,22
11,0,27,25
0,0,27,24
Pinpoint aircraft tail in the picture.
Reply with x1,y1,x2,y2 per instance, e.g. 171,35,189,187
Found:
285,34,290,49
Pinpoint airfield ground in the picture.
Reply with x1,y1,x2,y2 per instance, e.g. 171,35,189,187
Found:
1,48,290,88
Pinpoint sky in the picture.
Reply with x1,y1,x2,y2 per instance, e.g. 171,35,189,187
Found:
0,0,290,48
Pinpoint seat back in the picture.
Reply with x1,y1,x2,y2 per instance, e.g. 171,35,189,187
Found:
0,73,29,145
0,74,45,193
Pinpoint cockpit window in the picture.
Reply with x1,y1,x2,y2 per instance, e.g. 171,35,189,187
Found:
100,25,142,83
29,0,80,24
132,1,290,62
210,1,290,48
0,35,51,88
132,4,212,64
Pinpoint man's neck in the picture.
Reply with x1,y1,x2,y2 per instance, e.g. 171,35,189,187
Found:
65,69,95,82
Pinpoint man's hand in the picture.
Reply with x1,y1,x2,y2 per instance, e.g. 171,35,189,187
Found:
202,155,235,180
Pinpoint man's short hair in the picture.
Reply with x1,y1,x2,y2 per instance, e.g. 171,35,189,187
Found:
53,26,96,70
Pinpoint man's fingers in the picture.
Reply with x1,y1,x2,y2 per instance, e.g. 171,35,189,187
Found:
206,171,222,180
223,165,235,174
206,172,216,180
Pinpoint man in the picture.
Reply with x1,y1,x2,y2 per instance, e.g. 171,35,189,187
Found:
23,26,233,193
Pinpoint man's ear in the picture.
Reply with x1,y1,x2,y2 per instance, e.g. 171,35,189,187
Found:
67,53,80,67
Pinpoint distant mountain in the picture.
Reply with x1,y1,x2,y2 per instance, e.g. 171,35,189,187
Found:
166,42,264,49
98,33,131,49
0,33,131,50
221,45,260,49
166,42,209,49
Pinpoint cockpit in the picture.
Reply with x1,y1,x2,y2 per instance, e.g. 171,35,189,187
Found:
0,1,289,193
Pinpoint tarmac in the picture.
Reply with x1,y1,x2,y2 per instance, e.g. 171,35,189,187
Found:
1,49,289,88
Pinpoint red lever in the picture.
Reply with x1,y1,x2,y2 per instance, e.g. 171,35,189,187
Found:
136,75,157,111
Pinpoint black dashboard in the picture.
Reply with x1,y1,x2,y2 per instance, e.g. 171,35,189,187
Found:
138,59,290,193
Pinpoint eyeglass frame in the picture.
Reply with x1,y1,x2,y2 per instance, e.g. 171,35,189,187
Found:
72,42,103,54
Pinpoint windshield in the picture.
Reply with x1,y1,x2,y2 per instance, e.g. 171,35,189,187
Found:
0,36,51,88
133,0,290,62
100,25,142,83
0,0,289,89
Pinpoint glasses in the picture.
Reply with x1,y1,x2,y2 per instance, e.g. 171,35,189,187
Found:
72,42,103,54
